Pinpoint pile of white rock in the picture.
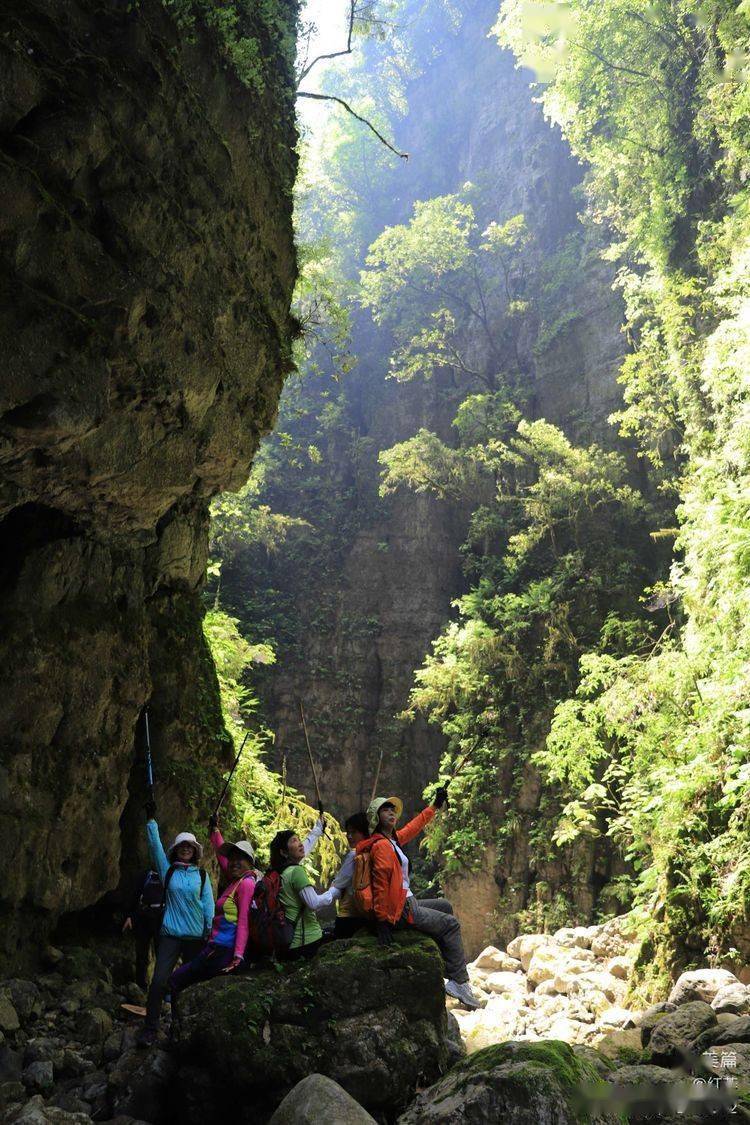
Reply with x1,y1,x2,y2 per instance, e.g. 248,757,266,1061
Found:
451,915,750,1063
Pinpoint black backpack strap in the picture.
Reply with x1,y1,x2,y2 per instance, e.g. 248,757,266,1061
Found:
159,864,177,925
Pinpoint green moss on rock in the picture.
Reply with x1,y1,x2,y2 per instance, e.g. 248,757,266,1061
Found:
399,1039,619,1124
172,934,449,1122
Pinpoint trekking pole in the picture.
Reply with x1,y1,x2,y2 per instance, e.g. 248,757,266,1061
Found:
212,731,251,818
298,701,325,817
438,744,480,811
370,746,385,805
144,709,155,801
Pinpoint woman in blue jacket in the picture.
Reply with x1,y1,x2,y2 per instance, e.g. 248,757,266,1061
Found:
137,802,214,1047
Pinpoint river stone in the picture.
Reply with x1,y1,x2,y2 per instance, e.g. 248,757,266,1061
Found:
269,1074,377,1124
5,1094,92,1121
667,969,738,1007
506,934,555,972
23,1059,54,1092
609,1064,693,1122
398,1040,617,1123
0,994,20,1033
591,1027,642,1058
700,1041,750,1077
172,934,448,1120
108,1046,176,1121
76,1007,112,1044
599,1007,637,1030
554,927,595,949
606,957,632,981
0,1045,22,1082
572,1045,613,1077
589,917,639,960
635,1002,677,1047
485,971,527,997
694,1014,750,1054
648,1002,717,1064
3,982,43,1024
471,947,522,973
711,982,750,1014
527,946,564,985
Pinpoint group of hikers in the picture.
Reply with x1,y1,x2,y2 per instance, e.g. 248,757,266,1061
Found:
128,785,480,1047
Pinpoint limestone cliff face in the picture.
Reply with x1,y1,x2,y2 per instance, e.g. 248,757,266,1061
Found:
0,0,298,962
242,0,627,838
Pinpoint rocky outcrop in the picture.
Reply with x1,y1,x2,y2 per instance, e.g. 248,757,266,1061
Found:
0,0,298,963
171,933,449,1122
398,1040,617,1124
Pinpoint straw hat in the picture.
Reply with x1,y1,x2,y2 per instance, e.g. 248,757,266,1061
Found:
366,796,404,833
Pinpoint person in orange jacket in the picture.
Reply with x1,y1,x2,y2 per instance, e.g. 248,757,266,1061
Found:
357,790,480,1010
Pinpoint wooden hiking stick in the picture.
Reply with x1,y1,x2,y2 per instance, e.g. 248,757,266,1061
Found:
212,732,250,817
370,746,385,805
298,701,324,813
445,743,478,784
274,750,288,828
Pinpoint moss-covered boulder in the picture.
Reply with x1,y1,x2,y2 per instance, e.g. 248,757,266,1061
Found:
171,934,449,1122
397,1040,619,1124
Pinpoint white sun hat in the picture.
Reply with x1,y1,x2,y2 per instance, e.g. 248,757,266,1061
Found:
168,831,203,862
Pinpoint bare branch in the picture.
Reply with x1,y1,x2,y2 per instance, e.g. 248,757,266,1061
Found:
297,0,357,85
297,91,409,160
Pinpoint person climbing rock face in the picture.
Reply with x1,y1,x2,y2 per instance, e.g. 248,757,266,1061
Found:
358,790,481,1010
167,820,257,1004
137,801,214,1048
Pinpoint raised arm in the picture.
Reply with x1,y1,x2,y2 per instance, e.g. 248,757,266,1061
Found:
302,817,325,857
396,805,436,847
146,819,169,880
210,827,229,873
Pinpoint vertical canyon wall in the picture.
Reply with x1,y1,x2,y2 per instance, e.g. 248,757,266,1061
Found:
235,0,627,829
0,0,298,964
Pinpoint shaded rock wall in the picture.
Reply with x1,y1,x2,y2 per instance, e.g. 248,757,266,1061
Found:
0,0,298,963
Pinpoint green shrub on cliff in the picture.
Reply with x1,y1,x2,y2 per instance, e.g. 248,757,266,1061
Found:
203,608,345,878
493,0,750,967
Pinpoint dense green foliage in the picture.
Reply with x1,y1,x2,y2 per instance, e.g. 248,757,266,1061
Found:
490,0,750,968
203,608,345,879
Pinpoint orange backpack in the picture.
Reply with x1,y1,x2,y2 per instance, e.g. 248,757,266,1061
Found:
352,849,375,918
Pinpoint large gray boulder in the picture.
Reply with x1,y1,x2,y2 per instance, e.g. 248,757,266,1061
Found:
398,1040,617,1124
172,934,448,1122
668,969,738,1007
711,983,750,1015
636,1002,677,1047
269,1074,377,1124
648,1002,717,1064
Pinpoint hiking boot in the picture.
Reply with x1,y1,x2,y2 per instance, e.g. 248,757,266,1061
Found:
136,1027,157,1049
445,979,482,1010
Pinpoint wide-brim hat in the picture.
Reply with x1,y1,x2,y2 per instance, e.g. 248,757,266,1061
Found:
367,795,404,833
218,839,256,864
168,831,203,862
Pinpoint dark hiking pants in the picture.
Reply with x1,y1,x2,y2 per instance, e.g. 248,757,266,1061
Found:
404,896,469,983
133,915,160,991
144,935,204,1032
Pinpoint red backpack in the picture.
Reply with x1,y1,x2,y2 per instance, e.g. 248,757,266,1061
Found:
247,870,294,956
